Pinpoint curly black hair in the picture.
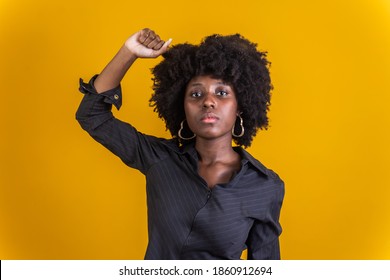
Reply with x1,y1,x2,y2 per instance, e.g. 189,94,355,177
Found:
150,34,272,148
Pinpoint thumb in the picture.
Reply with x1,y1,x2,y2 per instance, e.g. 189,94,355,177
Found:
163,38,173,50
154,38,173,56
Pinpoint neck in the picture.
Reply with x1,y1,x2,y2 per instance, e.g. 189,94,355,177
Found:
195,137,237,165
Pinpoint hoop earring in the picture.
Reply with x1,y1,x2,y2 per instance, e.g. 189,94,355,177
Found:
232,115,245,137
178,120,196,140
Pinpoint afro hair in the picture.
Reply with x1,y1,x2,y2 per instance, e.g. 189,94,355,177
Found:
150,33,273,148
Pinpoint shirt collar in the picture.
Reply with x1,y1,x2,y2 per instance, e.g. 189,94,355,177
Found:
179,142,269,177
233,147,269,176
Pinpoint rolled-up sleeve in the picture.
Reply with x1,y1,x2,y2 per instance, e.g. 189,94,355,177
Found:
76,75,122,131
75,75,169,174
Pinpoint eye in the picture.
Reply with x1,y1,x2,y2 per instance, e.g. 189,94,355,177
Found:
190,91,202,97
216,90,228,96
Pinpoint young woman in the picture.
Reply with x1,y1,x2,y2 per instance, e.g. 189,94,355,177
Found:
76,28,284,260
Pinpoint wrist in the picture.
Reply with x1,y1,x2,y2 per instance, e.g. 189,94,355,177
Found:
118,45,138,65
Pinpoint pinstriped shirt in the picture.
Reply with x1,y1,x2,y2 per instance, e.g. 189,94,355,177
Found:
76,76,284,260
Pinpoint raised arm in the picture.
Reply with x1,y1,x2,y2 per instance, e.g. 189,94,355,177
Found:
76,28,172,173
94,28,172,93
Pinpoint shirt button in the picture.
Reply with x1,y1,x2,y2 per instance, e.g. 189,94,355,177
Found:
114,94,119,100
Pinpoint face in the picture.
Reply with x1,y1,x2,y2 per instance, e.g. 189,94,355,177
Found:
184,75,239,141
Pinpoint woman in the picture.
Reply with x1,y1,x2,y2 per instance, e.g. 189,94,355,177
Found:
76,28,284,260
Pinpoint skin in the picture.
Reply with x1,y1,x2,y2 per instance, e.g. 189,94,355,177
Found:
184,75,242,188
94,28,241,188
94,28,172,92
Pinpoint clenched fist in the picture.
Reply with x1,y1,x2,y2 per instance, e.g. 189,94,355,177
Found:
124,28,172,58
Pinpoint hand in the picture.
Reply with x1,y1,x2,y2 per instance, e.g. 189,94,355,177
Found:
124,28,172,58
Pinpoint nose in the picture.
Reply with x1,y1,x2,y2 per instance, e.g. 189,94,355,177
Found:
202,93,216,109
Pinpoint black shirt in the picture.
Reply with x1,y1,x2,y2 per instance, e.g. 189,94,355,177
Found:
76,76,285,260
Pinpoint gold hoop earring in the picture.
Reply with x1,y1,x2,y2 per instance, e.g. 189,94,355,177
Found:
232,115,244,137
178,120,196,140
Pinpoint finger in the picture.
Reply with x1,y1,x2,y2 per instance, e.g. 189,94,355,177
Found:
153,38,172,56
143,30,157,46
152,39,165,50
161,38,172,51
138,28,151,43
147,35,161,49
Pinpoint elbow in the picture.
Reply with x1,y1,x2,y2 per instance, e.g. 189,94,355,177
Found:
75,113,90,132
75,106,90,131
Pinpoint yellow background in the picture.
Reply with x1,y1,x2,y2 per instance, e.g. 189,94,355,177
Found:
1,0,389,259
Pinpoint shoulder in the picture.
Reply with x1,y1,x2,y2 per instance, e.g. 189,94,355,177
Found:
140,133,181,154
238,147,284,192
238,148,281,177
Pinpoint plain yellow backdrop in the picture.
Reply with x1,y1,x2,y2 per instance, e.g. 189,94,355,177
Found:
1,0,390,259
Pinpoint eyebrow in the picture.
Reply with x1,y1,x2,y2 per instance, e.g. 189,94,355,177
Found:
188,81,229,87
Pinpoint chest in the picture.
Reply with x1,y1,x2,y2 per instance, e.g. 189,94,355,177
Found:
145,159,272,258
198,161,241,188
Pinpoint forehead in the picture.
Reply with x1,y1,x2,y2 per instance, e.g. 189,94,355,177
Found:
187,75,231,87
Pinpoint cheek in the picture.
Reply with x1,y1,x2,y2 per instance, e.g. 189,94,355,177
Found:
225,103,239,124
183,103,197,130
183,102,191,119
228,114,238,128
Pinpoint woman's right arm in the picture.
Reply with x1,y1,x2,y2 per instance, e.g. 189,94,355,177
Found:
76,29,172,173
94,28,172,93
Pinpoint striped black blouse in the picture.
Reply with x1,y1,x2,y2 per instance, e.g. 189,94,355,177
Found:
76,76,285,260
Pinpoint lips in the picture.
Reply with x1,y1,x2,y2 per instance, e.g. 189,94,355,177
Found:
200,112,219,123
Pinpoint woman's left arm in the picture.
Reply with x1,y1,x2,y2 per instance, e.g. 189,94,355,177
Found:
246,180,285,260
